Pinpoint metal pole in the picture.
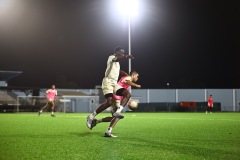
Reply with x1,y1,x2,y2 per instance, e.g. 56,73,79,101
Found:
17,96,19,113
128,15,132,93
167,83,169,112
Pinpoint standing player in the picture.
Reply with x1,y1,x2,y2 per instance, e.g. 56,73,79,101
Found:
86,46,134,129
206,94,213,114
91,70,141,138
38,84,58,117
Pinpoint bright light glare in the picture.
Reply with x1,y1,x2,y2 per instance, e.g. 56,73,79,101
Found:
116,0,139,17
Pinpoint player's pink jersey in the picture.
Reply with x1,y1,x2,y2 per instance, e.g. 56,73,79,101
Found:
113,76,130,100
113,95,123,100
46,89,57,101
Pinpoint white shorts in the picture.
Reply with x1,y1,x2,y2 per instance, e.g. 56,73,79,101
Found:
113,84,124,95
102,77,117,96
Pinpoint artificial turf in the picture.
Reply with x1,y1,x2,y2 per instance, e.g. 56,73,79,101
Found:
0,112,240,160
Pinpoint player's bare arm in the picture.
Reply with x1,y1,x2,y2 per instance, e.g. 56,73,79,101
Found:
120,70,128,76
126,80,141,88
125,55,134,59
113,54,134,62
44,93,48,99
113,48,134,62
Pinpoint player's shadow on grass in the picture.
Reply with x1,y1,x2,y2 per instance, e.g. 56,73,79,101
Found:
69,131,103,137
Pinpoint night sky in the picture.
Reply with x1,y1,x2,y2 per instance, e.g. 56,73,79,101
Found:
0,0,239,89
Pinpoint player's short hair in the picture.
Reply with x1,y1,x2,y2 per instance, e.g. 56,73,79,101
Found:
114,46,124,53
130,70,138,76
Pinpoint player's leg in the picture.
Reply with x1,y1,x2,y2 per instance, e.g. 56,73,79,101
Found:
104,100,123,137
119,89,131,107
97,117,113,123
112,99,125,118
50,101,55,117
104,117,120,138
96,95,113,114
38,102,49,116
104,110,121,138
111,101,121,127
87,95,114,129
109,117,120,128
86,78,114,129
113,86,124,113
90,116,113,130
96,78,115,114
206,106,208,114
91,102,117,129
113,88,131,118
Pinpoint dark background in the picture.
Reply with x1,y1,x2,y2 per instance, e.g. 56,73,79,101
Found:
0,0,239,89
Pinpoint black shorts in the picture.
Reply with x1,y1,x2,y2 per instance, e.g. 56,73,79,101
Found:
116,88,126,96
104,93,113,99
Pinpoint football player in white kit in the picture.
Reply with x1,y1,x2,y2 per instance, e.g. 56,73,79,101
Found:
86,46,134,137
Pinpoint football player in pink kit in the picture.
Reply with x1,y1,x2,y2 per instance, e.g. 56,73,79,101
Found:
91,70,141,137
38,84,58,117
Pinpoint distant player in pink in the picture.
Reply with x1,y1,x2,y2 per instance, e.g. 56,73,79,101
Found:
38,84,58,117
46,87,57,101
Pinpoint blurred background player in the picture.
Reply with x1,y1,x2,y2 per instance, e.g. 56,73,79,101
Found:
86,46,134,129
91,70,141,137
206,95,213,114
38,84,58,117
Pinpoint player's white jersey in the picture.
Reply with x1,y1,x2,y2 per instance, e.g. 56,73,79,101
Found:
104,55,120,81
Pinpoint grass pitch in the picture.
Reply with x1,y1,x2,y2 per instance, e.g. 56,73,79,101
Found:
0,112,240,160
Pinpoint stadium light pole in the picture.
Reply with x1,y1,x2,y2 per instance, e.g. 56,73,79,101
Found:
167,83,170,112
128,13,131,81
117,0,139,93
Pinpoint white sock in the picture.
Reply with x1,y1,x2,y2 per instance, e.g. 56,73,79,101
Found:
89,111,97,119
106,127,112,133
96,119,102,123
116,106,123,113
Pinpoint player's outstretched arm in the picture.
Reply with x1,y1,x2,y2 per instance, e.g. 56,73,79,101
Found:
126,80,141,88
125,55,134,59
113,54,134,62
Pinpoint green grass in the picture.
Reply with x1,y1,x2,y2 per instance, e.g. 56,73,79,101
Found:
0,112,240,160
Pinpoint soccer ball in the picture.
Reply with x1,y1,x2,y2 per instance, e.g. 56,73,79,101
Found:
128,100,138,110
